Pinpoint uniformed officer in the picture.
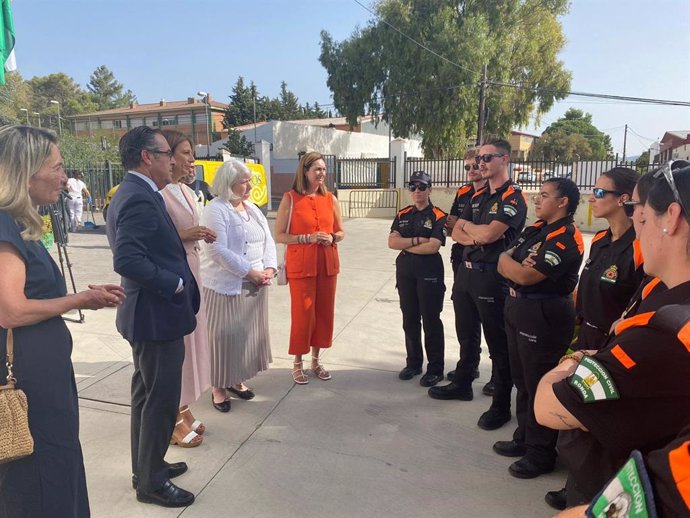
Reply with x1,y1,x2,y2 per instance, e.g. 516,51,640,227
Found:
446,147,489,390
534,161,690,508
493,178,584,479
575,167,644,350
429,137,527,433
389,170,448,387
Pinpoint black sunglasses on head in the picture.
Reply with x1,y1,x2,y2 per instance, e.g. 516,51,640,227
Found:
408,183,429,192
654,160,688,216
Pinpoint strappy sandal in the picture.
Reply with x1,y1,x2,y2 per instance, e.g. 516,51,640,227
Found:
180,406,205,435
311,357,332,381
169,419,203,448
292,361,309,384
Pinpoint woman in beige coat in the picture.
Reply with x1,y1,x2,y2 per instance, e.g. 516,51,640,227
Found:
160,130,216,447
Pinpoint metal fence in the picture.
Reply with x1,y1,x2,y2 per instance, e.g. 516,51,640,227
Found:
334,158,396,189
66,162,125,209
404,155,663,191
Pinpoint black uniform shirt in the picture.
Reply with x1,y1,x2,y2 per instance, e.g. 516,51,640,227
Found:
391,202,447,246
577,226,645,331
554,281,690,486
507,216,584,296
645,424,690,517
460,179,527,263
449,183,476,263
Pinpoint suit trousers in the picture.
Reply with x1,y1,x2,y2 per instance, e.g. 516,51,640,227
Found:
453,265,511,411
451,257,482,375
130,338,185,492
505,296,574,465
396,252,445,375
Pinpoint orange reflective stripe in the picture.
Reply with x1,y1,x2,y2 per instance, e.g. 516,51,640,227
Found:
642,277,662,300
432,207,446,220
501,185,515,201
472,186,487,199
556,242,566,250
611,344,636,369
398,206,413,216
591,230,608,244
669,440,690,511
546,226,566,241
678,321,690,354
615,311,655,335
457,185,472,197
633,239,644,269
573,227,585,254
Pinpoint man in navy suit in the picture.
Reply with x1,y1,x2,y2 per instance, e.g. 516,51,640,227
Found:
107,126,200,508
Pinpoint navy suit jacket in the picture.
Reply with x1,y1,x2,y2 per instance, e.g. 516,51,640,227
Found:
106,173,200,342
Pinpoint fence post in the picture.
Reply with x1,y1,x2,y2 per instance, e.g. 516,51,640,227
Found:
106,160,113,190
390,139,407,189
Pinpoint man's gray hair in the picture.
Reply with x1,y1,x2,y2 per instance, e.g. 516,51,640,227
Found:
210,160,251,201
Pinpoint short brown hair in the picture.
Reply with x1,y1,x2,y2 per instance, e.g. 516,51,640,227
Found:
482,136,511,156
161,129,194,153
292,151,328,195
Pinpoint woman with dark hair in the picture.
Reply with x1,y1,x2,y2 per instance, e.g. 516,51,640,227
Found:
493,178,584,479
160,129,216,446
274,152,345,384
0,126,124,517
535,160,690,509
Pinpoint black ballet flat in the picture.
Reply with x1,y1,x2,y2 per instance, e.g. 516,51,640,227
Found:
211,394,231,413
227,387,255,400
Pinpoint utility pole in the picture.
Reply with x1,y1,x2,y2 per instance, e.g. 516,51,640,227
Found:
476,64,488,146
622,124,628,162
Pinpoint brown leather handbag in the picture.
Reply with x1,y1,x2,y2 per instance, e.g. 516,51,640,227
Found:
0,329,34,464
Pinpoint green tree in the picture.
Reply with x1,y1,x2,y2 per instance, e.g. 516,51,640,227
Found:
529,129,592,161
635,150,650,167
0,71,32,125
541,109,613,159
27,72,95,116
278,81,301,120
222,77,257,128
59,134,120,167
87,65,136,110
319,0,572,157
223,130,254,157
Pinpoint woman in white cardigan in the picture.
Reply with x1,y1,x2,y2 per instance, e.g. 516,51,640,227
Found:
200,160,277,412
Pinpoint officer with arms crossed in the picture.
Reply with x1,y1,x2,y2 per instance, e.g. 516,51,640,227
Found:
429,137,527,432
389,171,448,388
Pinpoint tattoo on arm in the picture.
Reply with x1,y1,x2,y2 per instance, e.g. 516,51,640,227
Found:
550,411,577,429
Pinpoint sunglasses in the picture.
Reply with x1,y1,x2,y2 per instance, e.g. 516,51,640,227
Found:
592,188,623,199
408,183,429,192
464,163,480,172
475,153,506,164
623,200,641,208
654,160,688,216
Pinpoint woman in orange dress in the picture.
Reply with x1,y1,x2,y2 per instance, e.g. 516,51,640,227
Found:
275,152,345,384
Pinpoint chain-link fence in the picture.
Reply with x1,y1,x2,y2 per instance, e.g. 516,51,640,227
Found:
65,162,125,210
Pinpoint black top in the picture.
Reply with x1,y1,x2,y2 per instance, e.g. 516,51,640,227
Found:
506,216,584,296
391,202,447,248
460,179,527,263
449,183,477,262
554,281,690,499
577,226,645,331
645,424,690,518
0,211,66,299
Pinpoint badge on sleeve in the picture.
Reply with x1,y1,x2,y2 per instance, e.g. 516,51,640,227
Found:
503,204,517,217
569,356,620,403
601,265,619,284
544,251,562,266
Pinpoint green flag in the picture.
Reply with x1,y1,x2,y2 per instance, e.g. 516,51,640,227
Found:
0,0,16,85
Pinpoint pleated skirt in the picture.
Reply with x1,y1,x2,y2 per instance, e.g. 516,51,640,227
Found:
204,284,272,387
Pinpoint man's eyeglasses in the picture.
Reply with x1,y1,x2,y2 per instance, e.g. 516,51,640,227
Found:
147,148,174,159
654,160,688,216
464,163,479,172
475,153,506,164
592,188,623,199
408,183,429,192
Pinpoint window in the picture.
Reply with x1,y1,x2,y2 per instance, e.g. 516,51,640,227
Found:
113,120,123,128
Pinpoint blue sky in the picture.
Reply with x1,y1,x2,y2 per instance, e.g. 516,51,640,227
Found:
12,0,690,157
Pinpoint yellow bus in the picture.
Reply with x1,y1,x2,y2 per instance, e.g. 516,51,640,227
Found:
195,160,268,213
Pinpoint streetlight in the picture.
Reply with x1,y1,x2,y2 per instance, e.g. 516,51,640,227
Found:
197,91,211,158
50,100,62,136
19,108,29,125
32,112,41,128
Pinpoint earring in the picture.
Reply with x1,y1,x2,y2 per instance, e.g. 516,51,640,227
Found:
663,228,668,234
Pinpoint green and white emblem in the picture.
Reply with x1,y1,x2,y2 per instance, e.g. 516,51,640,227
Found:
544,250,562,267
569,356,620,403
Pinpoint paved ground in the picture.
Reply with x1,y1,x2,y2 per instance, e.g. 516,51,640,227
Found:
55,213,593,518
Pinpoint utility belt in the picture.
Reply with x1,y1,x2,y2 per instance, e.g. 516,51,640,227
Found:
463,260,497,272
508,287,566,300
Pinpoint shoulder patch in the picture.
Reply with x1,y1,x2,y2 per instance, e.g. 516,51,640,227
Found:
569,356,620,403
501,185,516,201
432,207,447,220
472,186,488,199
398,206,414,216
546,226,566,241
573,226,585,254
633,239,644,269
456,185,472,197
503,204,518,217
592,229,608,245
544,250,562,266
642,277,663,300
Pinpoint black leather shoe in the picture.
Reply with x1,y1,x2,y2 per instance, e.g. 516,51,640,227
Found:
136,480,195,507
545,488,567,511
212,394,231,412
132,462,188,489
477,407,511,430
419,372,444,387
482,381,495,396
446,369,480,382
492,440,526,457
428,382,473,401
398,367,422,380
227,386,255,400
509,457,554,479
